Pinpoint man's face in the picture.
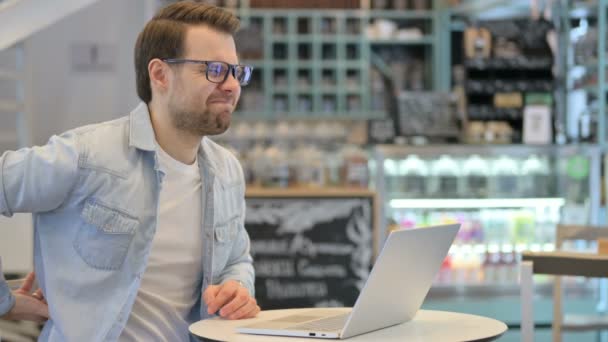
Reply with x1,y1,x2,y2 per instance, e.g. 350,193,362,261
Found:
167,25,241,136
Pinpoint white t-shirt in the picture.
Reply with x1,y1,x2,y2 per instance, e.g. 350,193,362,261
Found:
120,146,203,342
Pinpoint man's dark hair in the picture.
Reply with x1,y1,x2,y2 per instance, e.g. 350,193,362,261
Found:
134,1,240,103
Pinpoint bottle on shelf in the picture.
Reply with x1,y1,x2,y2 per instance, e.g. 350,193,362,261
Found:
480,209,511,248
512,210,535,245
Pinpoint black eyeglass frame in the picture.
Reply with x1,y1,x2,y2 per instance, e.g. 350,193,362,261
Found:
162,58,253,86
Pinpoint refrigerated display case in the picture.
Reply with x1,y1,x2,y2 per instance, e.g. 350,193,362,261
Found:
372,144,602,340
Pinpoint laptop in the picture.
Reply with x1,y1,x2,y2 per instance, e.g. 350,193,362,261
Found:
236,223,460,339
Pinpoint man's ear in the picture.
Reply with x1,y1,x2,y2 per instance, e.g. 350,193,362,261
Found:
149,58,170,95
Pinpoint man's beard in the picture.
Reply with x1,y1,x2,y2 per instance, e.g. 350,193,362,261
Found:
168,99,230,136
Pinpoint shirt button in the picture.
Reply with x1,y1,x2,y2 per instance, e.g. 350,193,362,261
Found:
206,232,213,239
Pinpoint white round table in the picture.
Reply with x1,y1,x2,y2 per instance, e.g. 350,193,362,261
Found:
189,308,507,341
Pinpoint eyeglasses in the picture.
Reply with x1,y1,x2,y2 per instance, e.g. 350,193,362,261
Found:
162,59,253,86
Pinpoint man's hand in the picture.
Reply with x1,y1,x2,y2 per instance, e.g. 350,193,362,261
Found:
203,280,260,320
1,272,48,323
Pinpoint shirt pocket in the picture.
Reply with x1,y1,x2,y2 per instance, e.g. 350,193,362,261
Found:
213,216,239,273
73,200,138,271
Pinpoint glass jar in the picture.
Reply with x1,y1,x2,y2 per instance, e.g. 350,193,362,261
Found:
384,158,401,194
520,154,551,197
248,143,267,187
340,145,369,188
430,155,461,198
295,145,325,187
263,145,291,188
399,154,428,197
324,150,344,187
490,156,520,198
462,155,490,198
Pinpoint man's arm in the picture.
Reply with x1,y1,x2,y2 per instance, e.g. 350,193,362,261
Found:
0,132,80,216
0,132,80,317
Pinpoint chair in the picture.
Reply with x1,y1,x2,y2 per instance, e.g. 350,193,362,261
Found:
521,224,608,342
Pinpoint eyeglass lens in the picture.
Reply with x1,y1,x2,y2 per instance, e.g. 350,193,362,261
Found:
206,62,252,86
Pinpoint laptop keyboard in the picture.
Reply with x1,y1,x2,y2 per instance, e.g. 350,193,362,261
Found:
288,313,350,332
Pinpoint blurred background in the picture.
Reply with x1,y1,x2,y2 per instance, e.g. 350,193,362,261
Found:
0,0,607,341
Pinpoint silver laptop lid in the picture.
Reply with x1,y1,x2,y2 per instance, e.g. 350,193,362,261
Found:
341,224,460,338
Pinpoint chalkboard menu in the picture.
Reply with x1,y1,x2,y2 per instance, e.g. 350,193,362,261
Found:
245,189,376,310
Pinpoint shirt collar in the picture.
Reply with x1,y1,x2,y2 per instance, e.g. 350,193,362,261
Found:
128,102,156,152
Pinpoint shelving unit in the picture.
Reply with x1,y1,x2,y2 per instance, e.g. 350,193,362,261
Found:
560,0,608,144
462,24,555,143
234,10,369,118
234,0,445,119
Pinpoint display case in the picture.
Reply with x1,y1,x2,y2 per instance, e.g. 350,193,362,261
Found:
372,144,602,337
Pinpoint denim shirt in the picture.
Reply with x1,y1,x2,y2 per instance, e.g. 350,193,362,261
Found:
0,102,254,341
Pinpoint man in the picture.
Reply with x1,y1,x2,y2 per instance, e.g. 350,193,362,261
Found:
0,1,259,341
